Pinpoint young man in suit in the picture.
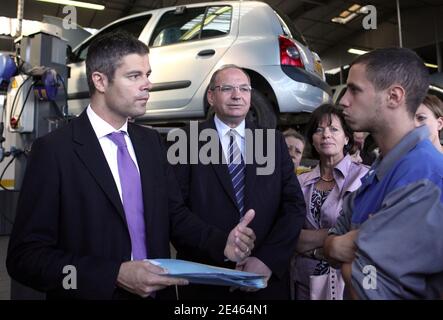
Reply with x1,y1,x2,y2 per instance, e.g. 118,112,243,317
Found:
171,65,306,299
6,32,255,299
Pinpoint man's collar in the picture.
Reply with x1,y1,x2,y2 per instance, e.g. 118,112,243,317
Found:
374,125,429,180
214,115,245,138
87,105,129,139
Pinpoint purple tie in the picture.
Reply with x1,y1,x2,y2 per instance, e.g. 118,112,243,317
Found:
108,131,147,260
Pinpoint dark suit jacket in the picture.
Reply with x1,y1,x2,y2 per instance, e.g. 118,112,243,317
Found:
171,118,306,300
6,111,229,299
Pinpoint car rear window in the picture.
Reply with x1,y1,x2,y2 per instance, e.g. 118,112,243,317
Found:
150,5,232,47
273,8,307,47
73,15,151,62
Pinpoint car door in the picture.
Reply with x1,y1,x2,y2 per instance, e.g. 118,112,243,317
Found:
144,4,237,113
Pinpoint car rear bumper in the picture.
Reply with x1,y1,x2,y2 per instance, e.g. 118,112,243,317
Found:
281,65,332,96
255,65,331,113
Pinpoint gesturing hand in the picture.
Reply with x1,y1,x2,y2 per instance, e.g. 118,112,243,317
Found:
224,209,256,262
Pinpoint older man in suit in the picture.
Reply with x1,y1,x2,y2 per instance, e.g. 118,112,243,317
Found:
171,65,306,300
6,32,255,299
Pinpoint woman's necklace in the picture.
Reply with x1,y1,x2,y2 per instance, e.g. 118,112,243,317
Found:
320,175,334,182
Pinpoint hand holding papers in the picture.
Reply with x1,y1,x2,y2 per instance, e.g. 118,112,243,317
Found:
147,259,266,289
116,260,189,298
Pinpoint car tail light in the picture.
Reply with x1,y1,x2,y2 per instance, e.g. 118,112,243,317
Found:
279,35,304,68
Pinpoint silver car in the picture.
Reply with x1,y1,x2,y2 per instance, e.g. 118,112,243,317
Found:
67,1,331,128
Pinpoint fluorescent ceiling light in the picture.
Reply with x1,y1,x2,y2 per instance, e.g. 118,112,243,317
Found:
348,4,362,12
429,85,443,94
325,67,341,75
425,62,438,69
332,13,357,24
348,48,369,55
325,65,350,75
339,11,351,18
36,0,105,10
332,4,367,24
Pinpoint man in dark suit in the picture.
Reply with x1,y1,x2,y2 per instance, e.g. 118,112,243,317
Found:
6,32,256,299
171,65,306,299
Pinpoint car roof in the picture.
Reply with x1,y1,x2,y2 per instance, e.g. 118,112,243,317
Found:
73,1,270,52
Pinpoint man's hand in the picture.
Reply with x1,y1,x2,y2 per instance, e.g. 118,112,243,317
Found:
116,261,188,298
224,209,256,262
234,257,272,292
325,230,358,264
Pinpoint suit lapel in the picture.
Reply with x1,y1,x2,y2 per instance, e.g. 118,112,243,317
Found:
202,119,238,209
72,111,126,222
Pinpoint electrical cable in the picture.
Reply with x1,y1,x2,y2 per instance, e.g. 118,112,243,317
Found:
8,75,31,122
14,81,36,128
56,73,68,117
0,155,15,191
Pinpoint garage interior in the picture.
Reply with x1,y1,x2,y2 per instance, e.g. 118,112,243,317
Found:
0,0,442,300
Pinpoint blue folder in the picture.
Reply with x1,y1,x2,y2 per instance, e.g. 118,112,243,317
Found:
147,259,266,288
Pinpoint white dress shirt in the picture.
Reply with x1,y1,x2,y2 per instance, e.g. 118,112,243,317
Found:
86,105,140,202
214,115,245,162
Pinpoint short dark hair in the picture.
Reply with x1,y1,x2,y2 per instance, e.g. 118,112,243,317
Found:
86,31,149,94
306,103,354,159
208,64,250,90
283,128,305,145
351,47,430,116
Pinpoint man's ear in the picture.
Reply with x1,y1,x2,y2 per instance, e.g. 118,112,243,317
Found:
387,85,405,109
437,116,443,132
207,89,214,107
91,71,108,93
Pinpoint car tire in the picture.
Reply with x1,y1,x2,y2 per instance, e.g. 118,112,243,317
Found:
247,90,277,129
206,90,277,128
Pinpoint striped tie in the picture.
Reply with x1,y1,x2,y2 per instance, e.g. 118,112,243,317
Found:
227,129,245,217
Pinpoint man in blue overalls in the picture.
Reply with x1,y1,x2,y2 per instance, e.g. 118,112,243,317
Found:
324,47,443,299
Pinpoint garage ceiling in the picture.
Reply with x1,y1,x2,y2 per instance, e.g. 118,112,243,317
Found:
1,0,442,60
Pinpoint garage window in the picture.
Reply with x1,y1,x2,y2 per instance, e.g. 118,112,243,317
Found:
200,6,232,39
150,6,232,47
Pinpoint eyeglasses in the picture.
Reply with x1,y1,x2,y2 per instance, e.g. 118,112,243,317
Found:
211,85,252,94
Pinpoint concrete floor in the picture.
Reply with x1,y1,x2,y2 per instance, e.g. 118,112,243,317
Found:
0,236,11,300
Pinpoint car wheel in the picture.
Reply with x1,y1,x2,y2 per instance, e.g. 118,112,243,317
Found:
206,90,277,128
247,90,277,129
